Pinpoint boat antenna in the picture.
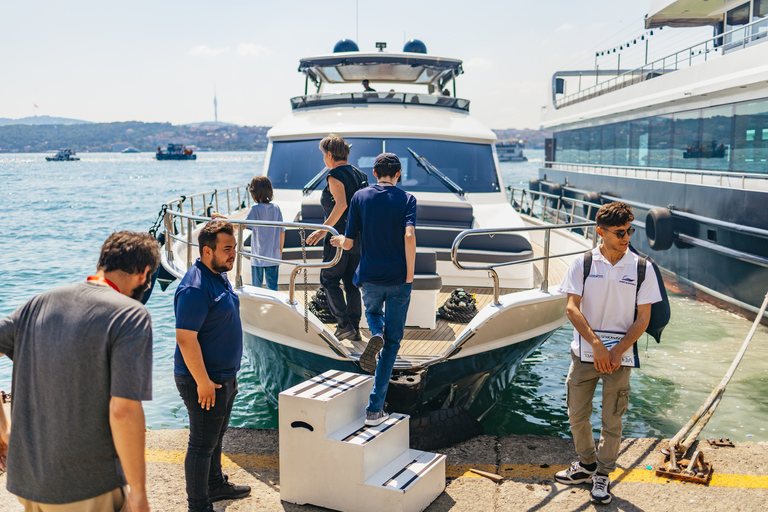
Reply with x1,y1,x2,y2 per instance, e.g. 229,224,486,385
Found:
213,82,218,123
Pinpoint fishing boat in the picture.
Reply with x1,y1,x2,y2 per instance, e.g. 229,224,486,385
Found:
537,0,768,320
153,39,593,447
156,143,196,160
496,140,528,162
45,148,79,161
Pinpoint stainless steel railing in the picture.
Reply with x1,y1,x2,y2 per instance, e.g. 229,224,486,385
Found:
508,186,602,234
450,221,596,305
162,208,342,305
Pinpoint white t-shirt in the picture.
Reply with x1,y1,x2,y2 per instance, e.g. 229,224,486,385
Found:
559,247,663,354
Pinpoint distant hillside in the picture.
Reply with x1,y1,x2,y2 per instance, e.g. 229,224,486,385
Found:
0,121,270,152
0,115,92,126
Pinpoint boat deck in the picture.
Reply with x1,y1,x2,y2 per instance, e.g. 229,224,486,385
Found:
278,245,568,364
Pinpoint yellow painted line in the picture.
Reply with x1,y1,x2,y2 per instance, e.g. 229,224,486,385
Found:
145,449,768,489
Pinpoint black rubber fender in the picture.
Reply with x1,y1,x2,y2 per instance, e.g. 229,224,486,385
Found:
528,178,540,192
582,192,602,220
409,406,484,450
646,208,674,251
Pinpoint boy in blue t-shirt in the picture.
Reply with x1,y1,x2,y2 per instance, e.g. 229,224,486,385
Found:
331,153,417,426
245,176,284,290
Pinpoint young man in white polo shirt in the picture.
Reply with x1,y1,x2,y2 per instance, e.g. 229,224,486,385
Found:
555,202,662,504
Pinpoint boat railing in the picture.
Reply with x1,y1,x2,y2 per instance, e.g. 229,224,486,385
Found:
290,92,470,112
450,221,596,305
555,14,768,109
164,185,252,239
543,161,768,191
162,207,342,305
509,185,602,236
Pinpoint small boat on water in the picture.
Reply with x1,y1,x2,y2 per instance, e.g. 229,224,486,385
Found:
156,143,196,160
122,146,140,153
496,140,528,162
45,148,79,161
151,38,594,447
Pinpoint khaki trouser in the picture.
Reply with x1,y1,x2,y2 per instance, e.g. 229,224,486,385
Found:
566,351,632,475
17,487,127,512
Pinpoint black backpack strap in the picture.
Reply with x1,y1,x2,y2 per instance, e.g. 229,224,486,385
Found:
582,250,592,295
351,165,368,189
636,256,646,306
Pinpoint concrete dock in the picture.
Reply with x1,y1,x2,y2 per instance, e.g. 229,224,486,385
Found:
1,428,766,511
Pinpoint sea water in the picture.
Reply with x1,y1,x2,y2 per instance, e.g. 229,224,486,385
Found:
1,151,767,441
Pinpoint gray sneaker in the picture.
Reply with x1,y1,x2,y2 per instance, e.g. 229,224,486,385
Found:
334,323,357,341
365,410,389,426
359,334,384,374
554,461,596,485
590,474,612,504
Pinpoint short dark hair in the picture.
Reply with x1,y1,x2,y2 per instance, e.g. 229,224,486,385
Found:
97,231,160,275
373,152,401,178
319,134,350,162
249,176,274,204
596,202,634,228
198,220,235,254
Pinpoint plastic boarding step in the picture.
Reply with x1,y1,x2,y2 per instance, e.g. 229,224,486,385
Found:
361,449,447,512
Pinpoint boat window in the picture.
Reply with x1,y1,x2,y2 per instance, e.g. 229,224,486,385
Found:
672,110,701,170
725,3,750,49
733,99,768,173
600,125,615,166
700,106,734,172
629,119,650,167
649,116,673,168
614,122,631,166
754,0,768,40
267,138,500,192
587,128,601,165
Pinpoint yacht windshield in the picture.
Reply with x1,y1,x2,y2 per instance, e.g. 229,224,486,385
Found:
268,138,500,193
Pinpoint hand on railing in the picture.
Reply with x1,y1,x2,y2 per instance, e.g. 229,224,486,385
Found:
210,211,228,220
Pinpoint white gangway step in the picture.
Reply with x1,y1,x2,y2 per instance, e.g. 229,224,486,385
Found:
279,370,446,512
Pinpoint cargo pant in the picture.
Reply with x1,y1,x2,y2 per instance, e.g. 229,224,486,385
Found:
566,351,632,475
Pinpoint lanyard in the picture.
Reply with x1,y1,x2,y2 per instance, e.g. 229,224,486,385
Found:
87,276,120,293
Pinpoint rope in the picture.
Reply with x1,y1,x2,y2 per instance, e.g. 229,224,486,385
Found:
148,205,168,237
308,286,337,323
437,288,479,323
300,228,309,333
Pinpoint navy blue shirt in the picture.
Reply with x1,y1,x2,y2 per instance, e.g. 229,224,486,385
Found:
345,184,417,286
174,260,243,377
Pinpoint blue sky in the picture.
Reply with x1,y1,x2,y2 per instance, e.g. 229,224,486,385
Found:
1,1,696,129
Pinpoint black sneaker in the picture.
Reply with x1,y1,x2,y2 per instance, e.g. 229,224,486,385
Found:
349,324,362,342
334,323,357,341
590,473,612,504
188,505,214,512
359,334,384,374
209,474,251,502
554,461,596,485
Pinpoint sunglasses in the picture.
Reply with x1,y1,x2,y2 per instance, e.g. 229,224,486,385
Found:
604,227,636,238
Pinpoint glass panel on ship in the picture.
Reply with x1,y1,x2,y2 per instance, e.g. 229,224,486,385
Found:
552,97,768,174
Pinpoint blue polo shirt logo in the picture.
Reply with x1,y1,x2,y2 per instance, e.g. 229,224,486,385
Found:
619,275,635,285
214,291,228,303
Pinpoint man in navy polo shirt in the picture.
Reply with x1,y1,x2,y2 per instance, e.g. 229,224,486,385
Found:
174,220,250,512
331,152,417,427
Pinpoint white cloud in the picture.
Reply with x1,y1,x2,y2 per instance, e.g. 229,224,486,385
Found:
187,45,230,58
556,23,574,33
465,57,494,70
236,43,272,58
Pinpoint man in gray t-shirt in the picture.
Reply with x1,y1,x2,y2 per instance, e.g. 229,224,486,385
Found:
0,232,159,512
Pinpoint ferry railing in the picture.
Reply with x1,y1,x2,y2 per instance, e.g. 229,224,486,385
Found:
508,186,602,240
162,209,342,305
168,185,252,238
450,222,596,305
556,15,768,109
544,161,768,191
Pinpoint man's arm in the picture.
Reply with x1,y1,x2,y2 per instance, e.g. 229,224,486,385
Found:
176,329,221,410
609,303,651,369
0,366,8,471
330,235,354,251
404,225,416,283
307,176,347,245
566,293,613,374
110,397,149,512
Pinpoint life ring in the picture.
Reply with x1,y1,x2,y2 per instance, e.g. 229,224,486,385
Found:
646,208,674,251
582,192,601,220
409,406,484,450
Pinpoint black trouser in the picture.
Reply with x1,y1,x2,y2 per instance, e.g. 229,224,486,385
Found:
321,236,361,327
175,373,238,511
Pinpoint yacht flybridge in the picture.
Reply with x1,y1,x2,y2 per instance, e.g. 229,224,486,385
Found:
532,0,768,319
153,39,592,447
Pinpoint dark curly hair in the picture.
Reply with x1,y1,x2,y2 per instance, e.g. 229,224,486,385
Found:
198,220,235,254
97,231,160,275
595,202,634,228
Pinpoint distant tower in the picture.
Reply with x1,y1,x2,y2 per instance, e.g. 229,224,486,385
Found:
213,83,218,123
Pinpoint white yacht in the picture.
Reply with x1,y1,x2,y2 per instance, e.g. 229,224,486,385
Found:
153,39,591,447
495,140,528,162
532,0,768,319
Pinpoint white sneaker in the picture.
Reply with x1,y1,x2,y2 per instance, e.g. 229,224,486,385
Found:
590,473,612,504
365,410,389,426
554,461,596,485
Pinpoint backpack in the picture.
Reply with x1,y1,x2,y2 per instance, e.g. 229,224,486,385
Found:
582,245,670,343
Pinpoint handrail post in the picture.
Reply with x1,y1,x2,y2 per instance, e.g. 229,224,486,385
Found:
215,190,220,214
190,196,195,218
236,224,243,288
489,269,501,306
226,189,231,214
164,210,173,262
179,201,185,235
541,228,551,292
237,187,241,210
288,266,302,305
186,218,193,270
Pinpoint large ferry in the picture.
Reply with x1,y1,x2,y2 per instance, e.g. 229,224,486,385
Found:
537,0,768,319
153,39,592,447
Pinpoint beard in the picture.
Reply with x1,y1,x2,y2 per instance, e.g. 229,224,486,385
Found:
211,253,234,273
130,271,152,301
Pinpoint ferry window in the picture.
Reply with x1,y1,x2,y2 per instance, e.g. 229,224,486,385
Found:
649,116,672,168
672,110,701,170
384,138,500,193
725,3,750,49
753,0,768,40
630,119,650,166
268,139,324,189
588,128,601,165
614,122,631,166
700,105,733,172
600,125,615,166
561,130,574,162
573,130,587,164
555,131,566,162
733,99,768,174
